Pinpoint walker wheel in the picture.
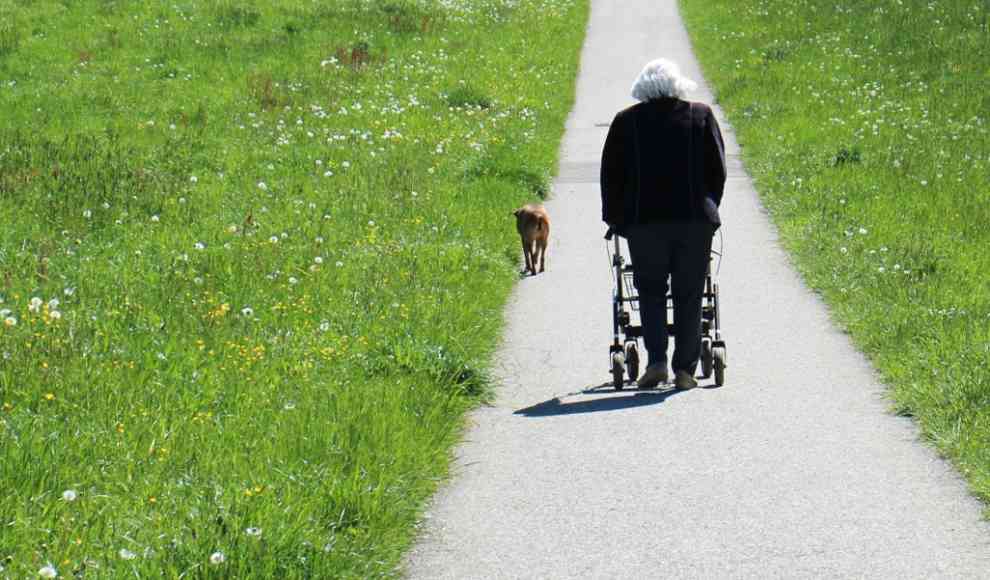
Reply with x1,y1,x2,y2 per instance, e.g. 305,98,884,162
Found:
611,351,625,390
713,346,727,387
624,343,640,382
700,339,713,379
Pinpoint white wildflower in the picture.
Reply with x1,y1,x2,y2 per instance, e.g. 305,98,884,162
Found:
245,527,262,537
29,297,43,312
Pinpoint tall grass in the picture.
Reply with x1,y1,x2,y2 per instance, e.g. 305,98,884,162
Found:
0,0,589,576
680,0,989,508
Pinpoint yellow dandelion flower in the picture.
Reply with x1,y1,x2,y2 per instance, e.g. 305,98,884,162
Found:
43,393,55,401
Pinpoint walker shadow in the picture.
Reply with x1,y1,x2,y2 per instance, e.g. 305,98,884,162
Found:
513,381,683,417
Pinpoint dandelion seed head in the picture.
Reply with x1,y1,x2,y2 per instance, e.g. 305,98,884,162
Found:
209,551,225,565
38,564,58,578
119,548,137,560
62,489,78,502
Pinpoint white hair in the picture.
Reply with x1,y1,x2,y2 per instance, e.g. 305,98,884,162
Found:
630,58,697,101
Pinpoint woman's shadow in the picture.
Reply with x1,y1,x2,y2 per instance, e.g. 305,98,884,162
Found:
513,382,684,417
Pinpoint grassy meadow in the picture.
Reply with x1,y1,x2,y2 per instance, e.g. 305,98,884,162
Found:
680,0,989,507
0,0,588,577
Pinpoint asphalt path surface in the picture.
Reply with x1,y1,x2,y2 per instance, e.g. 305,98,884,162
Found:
404,1,990,577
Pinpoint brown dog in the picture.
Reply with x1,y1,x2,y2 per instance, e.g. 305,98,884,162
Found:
513,203,550,275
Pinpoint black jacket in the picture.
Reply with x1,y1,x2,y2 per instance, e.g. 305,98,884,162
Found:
600,97,726,227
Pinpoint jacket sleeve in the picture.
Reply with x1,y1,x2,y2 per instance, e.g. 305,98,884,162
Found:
600,113,626,224
704,107,727,207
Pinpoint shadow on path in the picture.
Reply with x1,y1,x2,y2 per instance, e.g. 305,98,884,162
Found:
514,382,683,417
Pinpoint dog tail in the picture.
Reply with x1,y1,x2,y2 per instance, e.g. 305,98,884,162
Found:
536,215,549,232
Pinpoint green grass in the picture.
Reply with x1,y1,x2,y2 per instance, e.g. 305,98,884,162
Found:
0,0,589,576
680,0,989,508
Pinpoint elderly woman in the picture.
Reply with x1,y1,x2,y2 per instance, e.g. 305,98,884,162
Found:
600,58,726,390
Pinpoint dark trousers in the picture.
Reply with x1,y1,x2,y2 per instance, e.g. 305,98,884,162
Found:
625,222,714,375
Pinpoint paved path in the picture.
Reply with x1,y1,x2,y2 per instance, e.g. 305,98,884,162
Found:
404,1,990,577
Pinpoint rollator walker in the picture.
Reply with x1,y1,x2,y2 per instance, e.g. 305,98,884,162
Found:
605,227,726,389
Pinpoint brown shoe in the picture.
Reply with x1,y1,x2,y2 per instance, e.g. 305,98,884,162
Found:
636,365,669,389
674,370,698,390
